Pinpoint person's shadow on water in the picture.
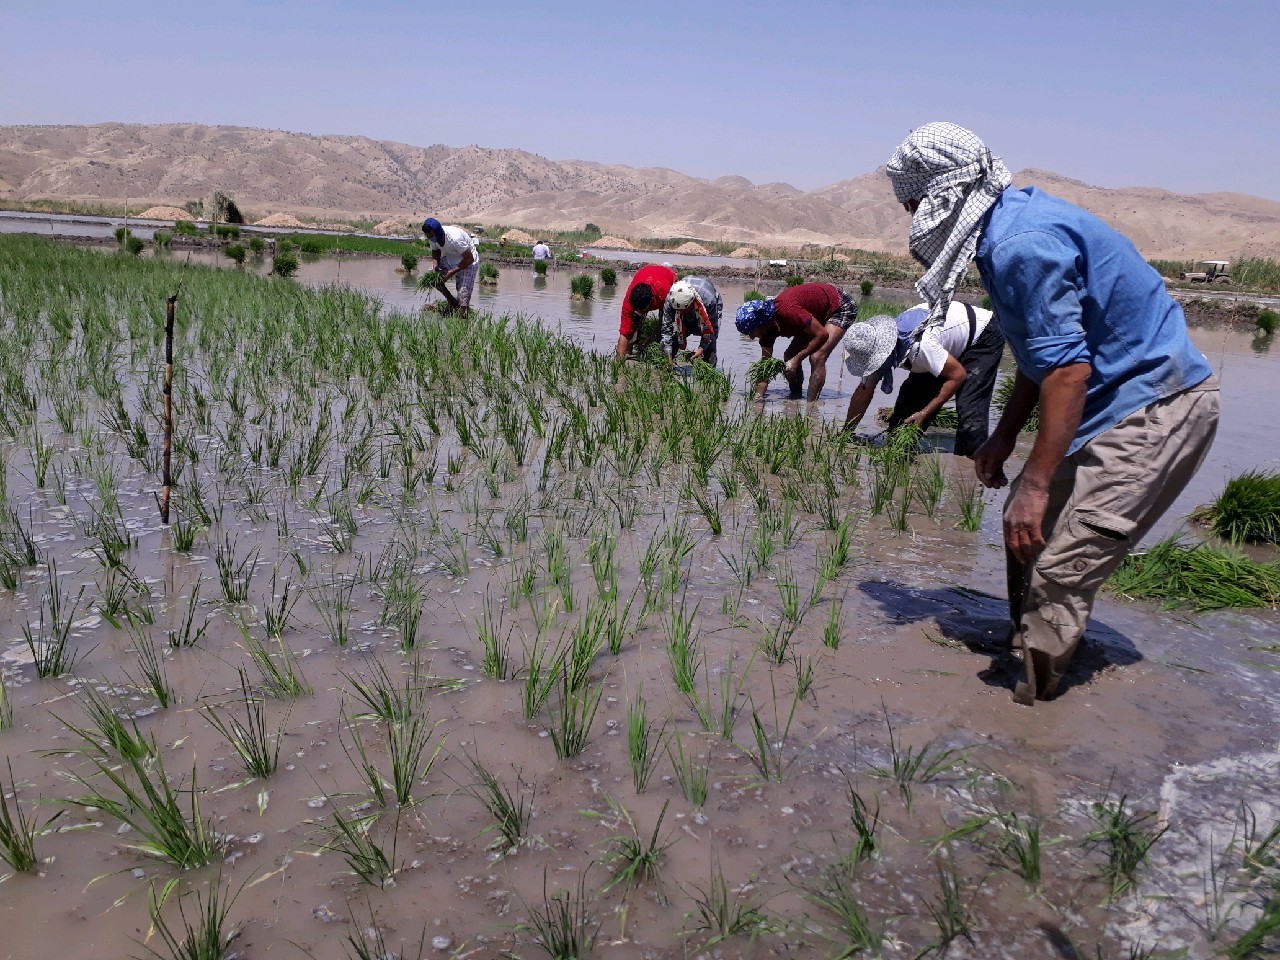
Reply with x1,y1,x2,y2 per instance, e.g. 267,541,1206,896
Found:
856,579,1142,697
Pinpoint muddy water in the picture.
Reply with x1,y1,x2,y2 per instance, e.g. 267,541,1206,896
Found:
0,241,1275,960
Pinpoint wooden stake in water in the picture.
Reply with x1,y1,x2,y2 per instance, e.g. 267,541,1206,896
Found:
160,294,177,524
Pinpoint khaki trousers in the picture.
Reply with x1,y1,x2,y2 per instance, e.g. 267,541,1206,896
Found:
1006,377,1220,703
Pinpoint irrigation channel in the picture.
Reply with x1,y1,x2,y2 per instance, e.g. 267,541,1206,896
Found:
0,234,1276,959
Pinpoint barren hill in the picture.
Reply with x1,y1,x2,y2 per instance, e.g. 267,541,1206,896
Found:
1,122,1277,257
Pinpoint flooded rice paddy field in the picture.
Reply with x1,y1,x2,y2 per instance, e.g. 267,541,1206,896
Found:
0,235,1276,959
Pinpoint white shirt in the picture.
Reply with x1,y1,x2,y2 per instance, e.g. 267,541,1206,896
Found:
431,225,478,270
909,302,994,377
531,243,551,260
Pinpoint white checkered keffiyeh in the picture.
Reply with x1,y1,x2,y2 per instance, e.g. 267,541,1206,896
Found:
886,122,1012,332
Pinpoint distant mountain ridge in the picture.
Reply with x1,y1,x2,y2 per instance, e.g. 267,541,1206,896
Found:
2,122,1278,258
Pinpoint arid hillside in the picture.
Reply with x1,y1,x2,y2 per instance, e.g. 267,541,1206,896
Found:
2,122,1277,257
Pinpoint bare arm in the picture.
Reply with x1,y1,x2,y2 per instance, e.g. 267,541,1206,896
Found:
843,378,880,430
445,247,475,279
903,354,967,427
785,319,830,370
1000,363,1090,564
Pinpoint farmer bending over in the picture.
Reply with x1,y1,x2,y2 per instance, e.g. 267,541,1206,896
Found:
734,282,858,401
615,264,678,361
662,277,722,367
422,218,480,316
887,121,1218,704
842,301,1005,457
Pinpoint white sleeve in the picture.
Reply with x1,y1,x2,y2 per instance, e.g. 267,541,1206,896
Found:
914,334,949,377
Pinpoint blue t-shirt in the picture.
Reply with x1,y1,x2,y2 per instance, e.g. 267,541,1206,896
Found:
976,186,1212,454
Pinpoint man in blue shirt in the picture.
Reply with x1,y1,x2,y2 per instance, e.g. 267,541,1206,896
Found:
887,122,1219,705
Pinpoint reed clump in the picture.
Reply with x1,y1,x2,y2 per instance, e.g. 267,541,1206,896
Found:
1202,470,1280,543
747,358,786,386
599,267,617,286
570,274,594,299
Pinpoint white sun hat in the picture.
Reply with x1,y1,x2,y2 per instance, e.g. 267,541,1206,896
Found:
668,280,697,310
842,314,900,378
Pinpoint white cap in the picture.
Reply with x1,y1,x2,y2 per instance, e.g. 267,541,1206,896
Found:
668,280,697,310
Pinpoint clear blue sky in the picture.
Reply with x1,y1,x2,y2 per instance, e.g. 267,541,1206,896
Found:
2,0,1277,198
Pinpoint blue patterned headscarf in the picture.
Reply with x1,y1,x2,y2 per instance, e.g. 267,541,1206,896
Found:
734,298,775,335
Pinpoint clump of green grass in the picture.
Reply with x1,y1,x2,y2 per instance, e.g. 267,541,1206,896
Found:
626,690,666,793
0,760,54,872
870,707,964,812
222,244,246,265
685,850,772,947
1107,536,1280,610
272,251,299,278
534,259,548,276
860,279,875,297
248,235,265,255
784,275,803,287
479,262,499,284
173,220,199,237
1084,783,1168,900
125,235,146,256
400,252,418,272
153,230,172,250
521,872,601,960
1257,308,1279,335
416,270,444,290
746,358,786,386
599,267,617,286
743,290,764,302
202,669,284,779
459,751,534,855
1203,470,1280,543
570,274,594,299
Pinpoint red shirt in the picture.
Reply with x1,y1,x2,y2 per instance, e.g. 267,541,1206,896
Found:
773,283,842,337
619,265,678,336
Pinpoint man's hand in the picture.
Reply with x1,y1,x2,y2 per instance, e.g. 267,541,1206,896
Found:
902,410,928,428
974,431,1016,488
1004,480,1050,564
692,347,704,362
784,359,799,373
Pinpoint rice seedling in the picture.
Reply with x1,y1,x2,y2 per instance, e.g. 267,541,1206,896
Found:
459,751,535,854
743,671,803,783
1255,307,1279,335
1238,800,1280,876
520,871,601,960
473,594,514,679
341,656,424,723
272,251,299,278
988,811,1046,890
688,644,757,739
479,262,499,283
548,669,602,760
569,274,594,299
202,669,285,779
684,850,772,947
141,874,240,960
870,707,965,812
1204,469,1280,543
167,581,210,648
22,559,86,678
320,806,398,887
915,453,946,518
237,621,311,698
1107,536,1280,610
521,634,564,720
955,477,986,531
67,746,221,868
533,258,548,276
214,534,258,604
0,761,54,872
665,595,702,694
845,780,882,864
666,733,709,806
923,848,975,950
57,684,153,760
308,572,356,646
798,860,881,956
746,357,786,386
1227,895,1280,960
691,485,723,535
822,598,843,650
595,798,673,903
1084,781,1168,899
387,713,445,806
0,672,12,730
400,252,419,272
627,689,667,793
599,267,617,286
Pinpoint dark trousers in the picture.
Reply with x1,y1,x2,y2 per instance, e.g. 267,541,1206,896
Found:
888,321,1006,457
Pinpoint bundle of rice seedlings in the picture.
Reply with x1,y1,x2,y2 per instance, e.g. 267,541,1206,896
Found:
600,267,617,286
932,406,960,429
570,274,594,299
1203,470,1280,543
1107,536,1280,611
747,358,787,385
479,263,499,284
417,271,444,290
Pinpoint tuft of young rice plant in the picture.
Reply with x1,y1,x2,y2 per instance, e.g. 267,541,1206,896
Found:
479,262,499,283
534,259,548,276
1204,470,1280,544
22,559,86,678
341,656,424,723
569,274,594,299
746,358,786,386
0,672,12,731
458,750,534,855
400,252,419,272
599,267,617,286
743,290,764,301
202,669,284,779
955,478,986,532
1256,308,1279,335
870,706,964,812
223,244,246,266
272,251,299,278
626,689,667,793
67,746,221,868
214,534,259,604
548,669,602,760
58,684,153,760
236,619,311,698
320,807,398,888
1083,781,1168,900
685,849,772,947
666,733,709,806
141,874,240,960
798,859,882,957
0,760,55,872
595,797,673,904
1107,536,1280,610
923,848,975,950
988,811,1046,890
167,581,210,648
520,871,601,960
